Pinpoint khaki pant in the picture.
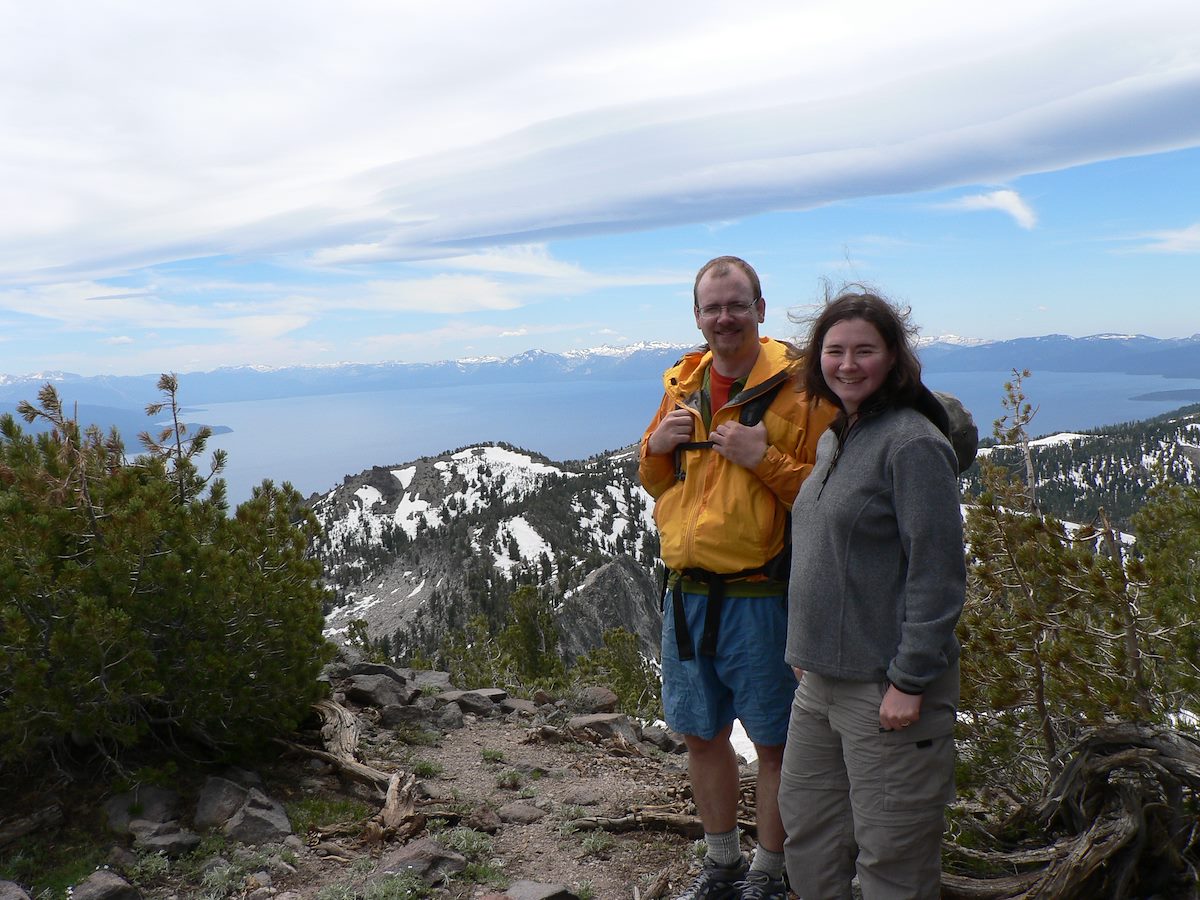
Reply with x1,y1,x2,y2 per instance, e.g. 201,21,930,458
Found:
779,662,959,900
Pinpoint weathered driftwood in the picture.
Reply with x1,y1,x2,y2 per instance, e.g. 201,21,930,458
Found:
314,698,361,761
276,698,396,794
380,771,415,828
573,810,708,839
574,809,755,839
0,804,63,849
635,868,671,899
276,739,392,793
943,724,1200,899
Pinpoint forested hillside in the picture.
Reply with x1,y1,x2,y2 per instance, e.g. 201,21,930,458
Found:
961,402,1200,529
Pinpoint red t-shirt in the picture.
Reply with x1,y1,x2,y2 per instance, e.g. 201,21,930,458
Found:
709,367,739,413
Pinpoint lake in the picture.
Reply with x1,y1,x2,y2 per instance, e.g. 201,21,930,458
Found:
199,371,1200,505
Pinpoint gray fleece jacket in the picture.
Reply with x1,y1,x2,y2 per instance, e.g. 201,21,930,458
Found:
785,405,965,693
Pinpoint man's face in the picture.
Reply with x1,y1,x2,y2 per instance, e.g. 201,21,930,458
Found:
694,268,764,364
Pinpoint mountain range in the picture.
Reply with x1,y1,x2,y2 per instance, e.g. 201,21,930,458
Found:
313,443,663,663
4,332,1199,412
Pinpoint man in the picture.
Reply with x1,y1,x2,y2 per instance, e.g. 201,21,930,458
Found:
640,256,835,899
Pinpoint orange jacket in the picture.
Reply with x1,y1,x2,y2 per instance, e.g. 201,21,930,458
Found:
639,338,836,576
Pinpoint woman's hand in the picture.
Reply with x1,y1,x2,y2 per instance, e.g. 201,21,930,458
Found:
879,683,922,731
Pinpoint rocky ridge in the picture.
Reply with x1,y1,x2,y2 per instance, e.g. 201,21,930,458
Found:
312,444,662,663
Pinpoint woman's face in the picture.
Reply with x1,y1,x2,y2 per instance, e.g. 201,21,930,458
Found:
820,317,895,415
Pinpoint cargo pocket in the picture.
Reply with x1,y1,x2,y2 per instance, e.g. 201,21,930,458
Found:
880,721,955,812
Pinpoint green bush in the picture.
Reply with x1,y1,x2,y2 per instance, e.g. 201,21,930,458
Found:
0,378,334,766
575,627,663,721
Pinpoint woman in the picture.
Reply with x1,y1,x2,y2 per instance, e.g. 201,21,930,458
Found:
780,289,966,899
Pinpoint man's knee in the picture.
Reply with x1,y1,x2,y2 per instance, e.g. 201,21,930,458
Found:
753,742,784,773
683,723,734,757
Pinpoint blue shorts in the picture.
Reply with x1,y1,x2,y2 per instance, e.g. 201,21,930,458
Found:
661,591,795,746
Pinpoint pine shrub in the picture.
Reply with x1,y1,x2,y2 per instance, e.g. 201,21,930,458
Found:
0,378,333,767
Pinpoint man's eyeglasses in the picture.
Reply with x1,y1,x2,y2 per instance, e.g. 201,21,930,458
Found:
695,300,759,320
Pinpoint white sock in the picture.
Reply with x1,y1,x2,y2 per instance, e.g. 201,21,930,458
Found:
704,828,742,866
750,846,785,879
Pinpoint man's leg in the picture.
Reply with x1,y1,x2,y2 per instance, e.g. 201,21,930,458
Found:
684,723,740,835
662,593,748,896
752,742,785,852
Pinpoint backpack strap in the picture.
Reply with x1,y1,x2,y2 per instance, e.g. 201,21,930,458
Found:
671,372,791,481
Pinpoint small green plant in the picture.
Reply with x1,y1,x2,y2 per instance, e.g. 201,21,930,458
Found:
129,850,171,882
411,759,443,779
558,819,580,838
349,856,375,875
481,748,505,763
392,725,440,747
576,883,596,900
517,786,537,799
285,796,372,834
580,830,615,857
461,860,509,889
438,826,493,860
199,862,241,896
495,769,523,790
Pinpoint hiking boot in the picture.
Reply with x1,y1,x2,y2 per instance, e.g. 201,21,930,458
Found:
675,855,750,899
736,870,788,899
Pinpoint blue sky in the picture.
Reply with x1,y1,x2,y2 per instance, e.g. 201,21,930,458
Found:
1,0,1198,377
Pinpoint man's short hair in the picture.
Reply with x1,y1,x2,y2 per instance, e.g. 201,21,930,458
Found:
693,256,762,306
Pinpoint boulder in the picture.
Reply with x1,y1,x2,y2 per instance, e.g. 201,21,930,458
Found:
437,704,464,730
103,785,179,834
346,674,417,707
376,836,467,884
223,788,292,844
567,713,640,745
500,697,539,716
560,786,604,807
129,818,201,856
194,776,249,829
577,685,619,713
394,668,455,692
503,882,580,900
641,724,686,753
379,704,433,729
68,870,139,900
436,687,508,705
0,883,31,900
497,801,546,824
456,691,499,716
348,662,408,684
464,804,502,834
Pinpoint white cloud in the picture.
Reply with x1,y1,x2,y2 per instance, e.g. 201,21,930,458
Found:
1127,223,1200,254
940,190,1038,229
0,1,1196,284
102,336,134,345
430,245,587,279
357,276,521,314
